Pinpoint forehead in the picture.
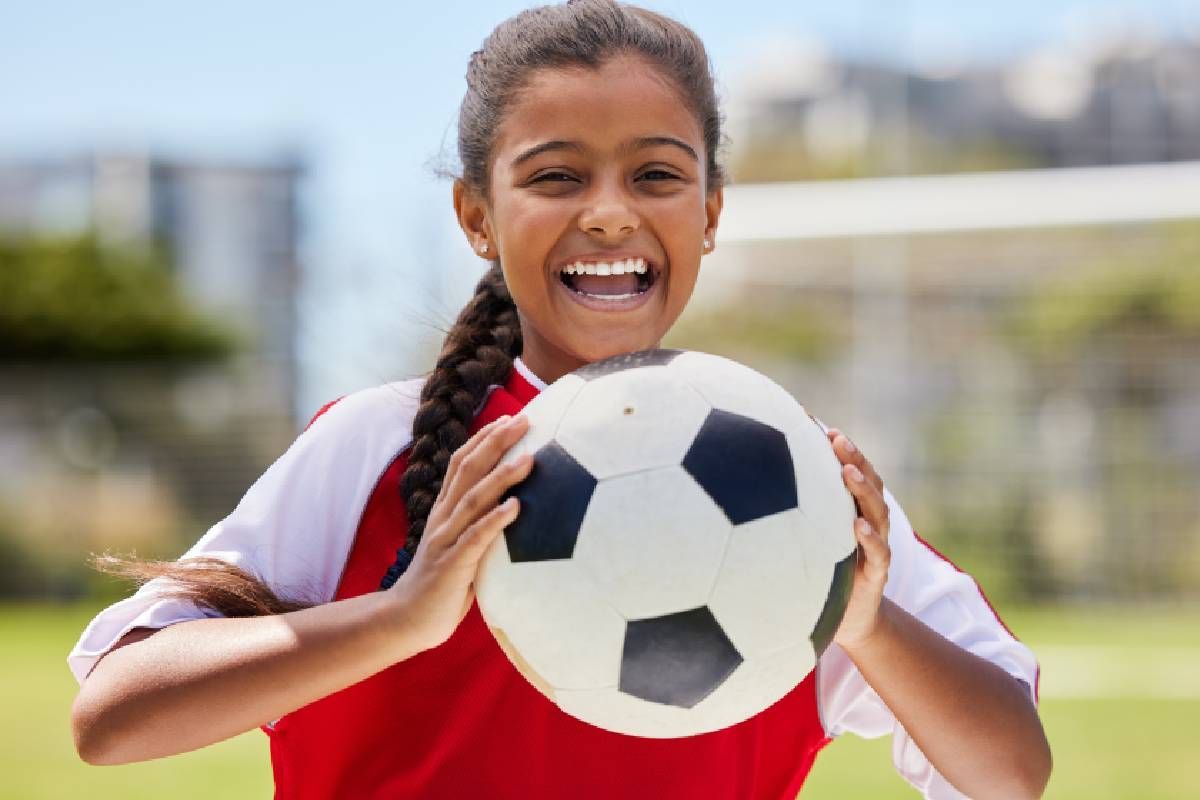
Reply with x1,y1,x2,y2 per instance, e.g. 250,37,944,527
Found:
493,54,704,161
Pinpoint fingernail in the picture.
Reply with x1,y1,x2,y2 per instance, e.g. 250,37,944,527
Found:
497,414,511,425
842,436,857,454
856,518,872,535
847,464,865,483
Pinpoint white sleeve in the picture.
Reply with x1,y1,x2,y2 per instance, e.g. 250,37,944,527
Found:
815,488,1040,800
66,380,422,686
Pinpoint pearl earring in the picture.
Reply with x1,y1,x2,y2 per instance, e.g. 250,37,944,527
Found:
703,238,712,250
478,242,489,255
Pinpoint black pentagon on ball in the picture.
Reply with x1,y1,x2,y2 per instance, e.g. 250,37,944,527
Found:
619,606,743,709
809,550,857,657
573,348,683,380
501,441,596,562
681,408,798,525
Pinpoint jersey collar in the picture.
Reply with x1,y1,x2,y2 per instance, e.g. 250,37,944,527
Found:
505,356,546,404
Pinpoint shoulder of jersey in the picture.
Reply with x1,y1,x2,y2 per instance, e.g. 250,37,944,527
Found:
302,377,427,450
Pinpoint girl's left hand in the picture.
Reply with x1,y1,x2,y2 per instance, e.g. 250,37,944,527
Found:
825,428,891,652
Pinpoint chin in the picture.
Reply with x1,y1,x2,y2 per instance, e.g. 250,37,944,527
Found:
569,335,662,365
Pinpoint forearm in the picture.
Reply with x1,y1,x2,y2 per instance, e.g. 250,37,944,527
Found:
72,589,424,765
841,598,1051,800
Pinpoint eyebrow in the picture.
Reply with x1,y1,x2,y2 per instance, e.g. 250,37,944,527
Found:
510,136,699,168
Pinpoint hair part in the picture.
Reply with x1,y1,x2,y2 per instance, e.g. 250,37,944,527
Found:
93,0,726,614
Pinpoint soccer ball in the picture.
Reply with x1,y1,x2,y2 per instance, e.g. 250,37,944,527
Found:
476,349,857,738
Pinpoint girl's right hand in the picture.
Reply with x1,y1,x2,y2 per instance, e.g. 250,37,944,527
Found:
388,413,533,651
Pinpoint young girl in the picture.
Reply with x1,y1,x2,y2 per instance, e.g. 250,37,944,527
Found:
68,2,1051,797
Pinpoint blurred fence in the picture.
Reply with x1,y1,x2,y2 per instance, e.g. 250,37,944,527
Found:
3,166,1198,606
672,166,1200,603
0,360,294,599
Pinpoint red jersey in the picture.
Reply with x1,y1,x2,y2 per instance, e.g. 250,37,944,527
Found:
264,364,831,799
70,357,1039,799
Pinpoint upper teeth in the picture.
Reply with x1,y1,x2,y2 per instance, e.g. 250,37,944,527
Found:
561,258,649,276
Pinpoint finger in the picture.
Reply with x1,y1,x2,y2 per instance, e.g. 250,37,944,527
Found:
843,463,890,541
853,517,891,585
831,432,884,493
440,415,529,520
453,496,520,559
442,450,535,538
428,415,516,537
435,417,508,504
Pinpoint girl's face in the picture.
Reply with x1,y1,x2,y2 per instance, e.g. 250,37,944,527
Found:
455,53,723,385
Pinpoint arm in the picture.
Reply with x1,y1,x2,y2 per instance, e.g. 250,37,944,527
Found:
71,411,533,766
72,588,422,765
826,429,1051,800
841,599,1050,799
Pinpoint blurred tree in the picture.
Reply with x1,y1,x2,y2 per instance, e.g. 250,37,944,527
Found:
1008,221,1200,598
1013,222,1200,354
730,125,1038,183
664,301,835,363
0,233,236,362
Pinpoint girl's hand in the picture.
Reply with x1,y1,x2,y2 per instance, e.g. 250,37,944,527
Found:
389,414,533,651
826,428,892,652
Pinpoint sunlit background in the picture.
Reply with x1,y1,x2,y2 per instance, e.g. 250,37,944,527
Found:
1,1,1198,797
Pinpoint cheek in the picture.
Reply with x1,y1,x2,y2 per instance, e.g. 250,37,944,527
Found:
494,192,563,237
658,194,708,241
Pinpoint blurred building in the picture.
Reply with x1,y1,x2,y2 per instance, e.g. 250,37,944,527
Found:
729,33,1200,181
0,152,305,595
0,151,303,416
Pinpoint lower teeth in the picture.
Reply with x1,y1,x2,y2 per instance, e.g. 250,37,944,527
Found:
580,291,638,301
561,271,653,301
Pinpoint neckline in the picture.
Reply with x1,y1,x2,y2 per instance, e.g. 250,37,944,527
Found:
505,356,546,403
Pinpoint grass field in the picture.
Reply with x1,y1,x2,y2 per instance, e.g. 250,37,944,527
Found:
6,602,1198,798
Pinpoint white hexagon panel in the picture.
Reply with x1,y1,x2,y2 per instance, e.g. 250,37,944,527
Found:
572,466,732,620
685,640,817,733
552,639,815,739
476,552,626,692
498,372,587,468
554,366,711,479
666,350,796,433
554,684,699,739
774,398,857,567
707,508,833,660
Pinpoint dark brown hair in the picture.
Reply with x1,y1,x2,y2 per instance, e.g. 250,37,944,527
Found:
94,0,726,615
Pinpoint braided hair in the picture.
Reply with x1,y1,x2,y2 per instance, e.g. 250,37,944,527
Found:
379,263,521,588
93,0,725,615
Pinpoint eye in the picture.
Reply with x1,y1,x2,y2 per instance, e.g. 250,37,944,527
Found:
638,169,681,182
530,171,578,184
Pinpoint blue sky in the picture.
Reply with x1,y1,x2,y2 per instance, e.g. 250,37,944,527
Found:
3,1,1198,411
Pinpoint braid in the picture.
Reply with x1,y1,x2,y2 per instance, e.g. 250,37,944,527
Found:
379,0,727,590
380,262,523,589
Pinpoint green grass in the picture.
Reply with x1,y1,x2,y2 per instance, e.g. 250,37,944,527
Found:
805,697,1199,799
8,602,1199,798
1,603,272,799
805,605,1200,799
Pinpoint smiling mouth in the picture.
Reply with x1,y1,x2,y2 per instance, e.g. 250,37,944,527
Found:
558,258,658,300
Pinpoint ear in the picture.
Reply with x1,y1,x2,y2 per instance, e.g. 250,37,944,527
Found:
453,179,494,260
703,185,724,254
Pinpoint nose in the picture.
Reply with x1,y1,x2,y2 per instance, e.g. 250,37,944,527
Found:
578,180,639,241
